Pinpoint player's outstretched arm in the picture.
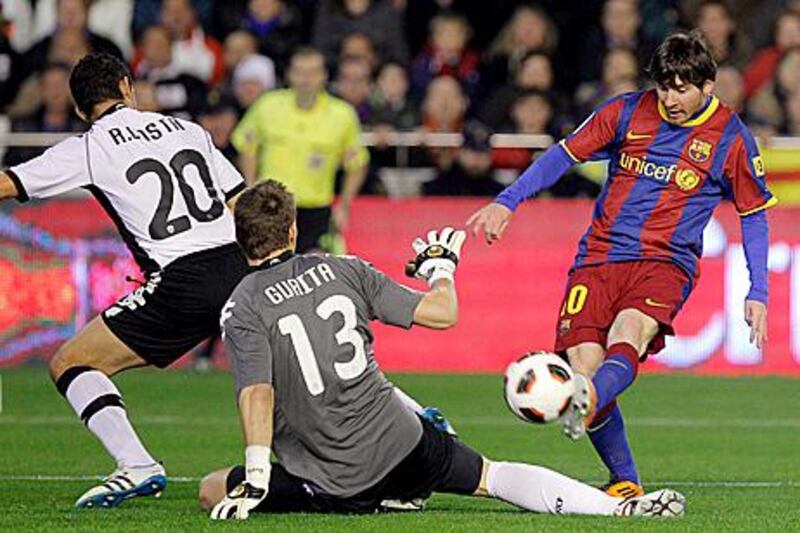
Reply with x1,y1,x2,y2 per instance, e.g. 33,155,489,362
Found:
0,171,24,201
466,142,575,244
741,210,770,348
413,279,458,329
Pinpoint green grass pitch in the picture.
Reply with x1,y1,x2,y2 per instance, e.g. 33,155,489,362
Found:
0,367,798,531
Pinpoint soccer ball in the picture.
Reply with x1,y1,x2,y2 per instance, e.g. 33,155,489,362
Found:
503,351,575,424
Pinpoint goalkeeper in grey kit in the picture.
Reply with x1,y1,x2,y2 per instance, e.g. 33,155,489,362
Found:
200,179,686,519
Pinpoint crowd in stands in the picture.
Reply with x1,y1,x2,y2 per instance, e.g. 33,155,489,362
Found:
2,0,800,197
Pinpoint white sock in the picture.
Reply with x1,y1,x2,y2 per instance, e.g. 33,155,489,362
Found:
393,386,424,415
486,461,619,516
63,370,156,469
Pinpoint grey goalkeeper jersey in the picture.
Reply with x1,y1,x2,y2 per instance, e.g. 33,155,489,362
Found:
221,251,425,497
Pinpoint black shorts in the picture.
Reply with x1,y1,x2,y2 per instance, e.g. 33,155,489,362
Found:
226,417,484,514
296,206,331,253
102,243,249,367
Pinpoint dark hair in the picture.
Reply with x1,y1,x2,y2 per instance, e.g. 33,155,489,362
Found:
647,31,717,89
234,180,296,260
69,52,132,119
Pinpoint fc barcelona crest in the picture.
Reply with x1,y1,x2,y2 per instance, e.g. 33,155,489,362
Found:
688,139,713,163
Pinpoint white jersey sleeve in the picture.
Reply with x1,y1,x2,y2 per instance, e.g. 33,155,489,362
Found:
8,136,90,200
204,131,246,200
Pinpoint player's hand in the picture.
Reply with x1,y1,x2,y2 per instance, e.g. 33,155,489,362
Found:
405,227,466,284
210,481,267,520
744,299,768,349
332,203,350,232
465,202,512,244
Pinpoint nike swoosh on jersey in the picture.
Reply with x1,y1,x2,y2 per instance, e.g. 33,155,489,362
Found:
644,298,670,308
626,131,652,140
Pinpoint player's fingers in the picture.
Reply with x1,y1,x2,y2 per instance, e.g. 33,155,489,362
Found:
440,226,454,245
236,505,249,520
427,229,438,245
466,206,485,228
451,230,466,256
412,238,427,254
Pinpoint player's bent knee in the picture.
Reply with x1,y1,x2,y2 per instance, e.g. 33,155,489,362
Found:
610,309,658,351
199,469,233,511
49,342,87,382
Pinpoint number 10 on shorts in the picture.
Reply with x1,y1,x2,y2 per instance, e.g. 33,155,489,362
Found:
560,284,589,317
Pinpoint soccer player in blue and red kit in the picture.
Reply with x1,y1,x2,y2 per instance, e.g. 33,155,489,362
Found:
467,31,773,498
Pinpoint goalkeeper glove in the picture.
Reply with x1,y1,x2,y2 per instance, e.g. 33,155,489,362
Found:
405,227,466,285
210,446,271,520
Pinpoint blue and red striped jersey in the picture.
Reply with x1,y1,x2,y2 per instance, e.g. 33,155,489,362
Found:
562,89,775,279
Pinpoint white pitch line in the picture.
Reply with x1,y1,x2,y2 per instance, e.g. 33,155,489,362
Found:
0,475,797,488
2,415,799,429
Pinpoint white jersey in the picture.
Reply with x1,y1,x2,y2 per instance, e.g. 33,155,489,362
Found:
7,105,245,272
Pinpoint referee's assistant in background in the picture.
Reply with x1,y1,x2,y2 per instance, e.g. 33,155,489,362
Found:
231,47,369,252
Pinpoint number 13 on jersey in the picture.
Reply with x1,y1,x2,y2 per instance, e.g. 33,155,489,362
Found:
278,295,368,396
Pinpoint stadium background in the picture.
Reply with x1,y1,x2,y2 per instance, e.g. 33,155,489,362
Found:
1,0,800,377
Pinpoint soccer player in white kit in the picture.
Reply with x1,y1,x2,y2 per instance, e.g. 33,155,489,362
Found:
0,53,254,507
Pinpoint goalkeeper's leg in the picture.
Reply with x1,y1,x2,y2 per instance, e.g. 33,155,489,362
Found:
480,460,683,516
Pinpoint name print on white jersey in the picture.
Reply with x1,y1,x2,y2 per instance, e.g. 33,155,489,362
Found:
108,115,187,146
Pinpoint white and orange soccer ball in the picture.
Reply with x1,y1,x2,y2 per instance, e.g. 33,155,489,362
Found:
503,351,576,424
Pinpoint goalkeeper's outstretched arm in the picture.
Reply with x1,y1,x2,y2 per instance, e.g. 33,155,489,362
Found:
413,279,458,329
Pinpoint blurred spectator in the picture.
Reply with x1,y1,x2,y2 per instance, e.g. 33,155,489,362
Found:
574,48,639,118
223,30,259,84
785,87,800,135
3,0,35,52
579,0,650,83
714,65,746,113
312,0,408,66
133,79,161,112
478,51,553,130
24,0,122,76
159,0,224,85
742,10,800,99
420,75,467,171
422,74,467,134
31,0,134,58
365,61,419,193
134,26,207,119
482,5,558,93
492,90,555,170
368,61,419,131
695,0,752,68
231,47,369,251
410,12,481,100
232,54,277,111
424,120,504,196
340,33,379,72
748,48,800,131
0,10,23,110
198,93,241,161
3,62,85,166
240,0,303,76
333,57,373,123
508,90,554,135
